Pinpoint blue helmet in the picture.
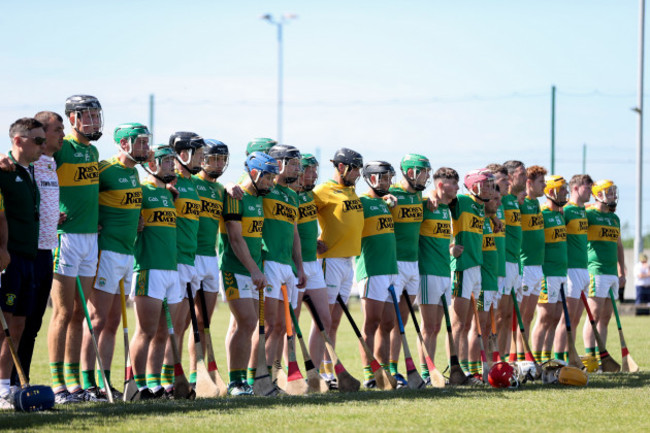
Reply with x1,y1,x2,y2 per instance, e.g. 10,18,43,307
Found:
245,151,279,175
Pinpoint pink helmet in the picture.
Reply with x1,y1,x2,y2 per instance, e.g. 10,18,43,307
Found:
464,169,495,201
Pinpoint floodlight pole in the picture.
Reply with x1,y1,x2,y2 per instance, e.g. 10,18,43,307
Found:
634,0,645,263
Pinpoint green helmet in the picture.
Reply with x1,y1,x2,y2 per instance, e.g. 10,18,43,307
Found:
153,144,174,159
400,153,431,191
246,137,277,156
301,153,318,168
147,145,176,184
113,122,151,162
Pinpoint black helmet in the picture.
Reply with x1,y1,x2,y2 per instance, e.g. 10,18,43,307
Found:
169,131,205,174
331,147,362,168
64,94,103,141
268,144,301,161
202,139,229,179
363,161,395,197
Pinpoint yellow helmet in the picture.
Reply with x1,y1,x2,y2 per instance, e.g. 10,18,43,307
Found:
544,175,568,205
557,366,589,386
580,355,599,373
592,179,617,199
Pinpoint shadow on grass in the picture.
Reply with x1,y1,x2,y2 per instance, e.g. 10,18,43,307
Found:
2,371,648,430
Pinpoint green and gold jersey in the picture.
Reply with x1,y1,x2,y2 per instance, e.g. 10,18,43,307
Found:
419,202,452,277
502,193,522,264
54,135,99,234
389,184,423,262
520,196,545,267
542,207,567,277
97,157,142,255
481,217,498,291
134,182,176,271
219,187,265,276
586,208,620,276
494,205,506,277
297,191,319,262
355,195,398,280
174,172,201,266
193,174,224,257
313,179,364,258
564,202,588,269
450,194,485,271
262,183,299,265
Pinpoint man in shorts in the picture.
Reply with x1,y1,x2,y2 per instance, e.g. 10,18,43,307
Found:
48,95,102,403
553,174,592,361
129,145,180,400
312,148,364,385
387,154,429,386
0,118,44,409
531,175,568,363
220,152,278,395
450,169,494,376
418,168,461,384
355,161,398,388
583,180,625,357
517,165,547,361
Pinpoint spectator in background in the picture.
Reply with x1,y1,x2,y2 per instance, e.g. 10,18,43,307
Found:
634,253,650,305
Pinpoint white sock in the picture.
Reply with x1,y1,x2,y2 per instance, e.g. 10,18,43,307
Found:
0,379,10,397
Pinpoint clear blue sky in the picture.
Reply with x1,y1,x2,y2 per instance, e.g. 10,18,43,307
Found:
1,0,647,234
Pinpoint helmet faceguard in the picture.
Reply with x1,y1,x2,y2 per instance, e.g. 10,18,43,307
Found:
268,144,302,184
65,95,103,141
464,169,495,202
331,148,363,187
363,161,395,197
114,123,151,163
400,154,431,191
202,139,229,179
245,152,280,196
146,145,176,184
592,180,618,211
299,153,319,192
170,132,205,175
487,362,519,389
544,175,569,207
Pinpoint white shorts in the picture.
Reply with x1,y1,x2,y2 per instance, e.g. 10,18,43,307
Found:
394,261,420,297
179,264,201,299
94,250,133,295
53,233,98,277
320,257,355,304
494,276,506,302
264,261,298,307
567,268,589,299
452,266,481,300
131,269,182,304
195,255,219,293
303,261,326,291
522,265,544,297
478,291,498,311
539,276,567,304
588,274,618,299
220,271,259,301
503,261,522,297
417,275,451,306
357,274,399,303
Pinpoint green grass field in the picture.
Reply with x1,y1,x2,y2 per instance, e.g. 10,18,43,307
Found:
2,300,648,432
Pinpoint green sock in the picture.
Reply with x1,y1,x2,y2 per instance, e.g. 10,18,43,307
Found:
533,351,542,362
81,370,96,389
553,352,565,361
363,365,374,381
97,370,111,389
246,368,256,385
189,371,197,384
389,361,398,375
468,361,480,375
460,359,469,374
161,364,175,389
585,347,596,357
381,363,390,373
50,362,65,392
420,364,430,379
146,373,161,391
231,369,245,384
135,374,147,390
64,362,81,392
500,355,508,363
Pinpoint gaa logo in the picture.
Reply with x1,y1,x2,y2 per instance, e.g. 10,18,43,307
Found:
98,278,106,287
5,293,16,306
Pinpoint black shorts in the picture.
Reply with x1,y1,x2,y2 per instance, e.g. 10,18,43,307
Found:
1,251,36,316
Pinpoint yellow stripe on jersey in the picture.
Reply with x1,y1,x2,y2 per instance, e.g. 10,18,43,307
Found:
566,218,588,235
99,188,142,209
142,207,176,227
504,208,521,227
241,216,264,238
298,202,318,224
391,204,423,223
263,198,297,224
175,197,200,221
482,232,497,251
452,211,484,236
361,214,395,238
521,213,544,231
57,162,99,187
587,224,620,242
419,219,451,239
544,226,567,243
199,197,223,221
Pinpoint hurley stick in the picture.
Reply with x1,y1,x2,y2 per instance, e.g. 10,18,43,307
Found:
440,294,468,385
253,287,278,396
608,288,639,372
197,287,228,395
558,284,584,369
387,286,425,389
401,290,445,388
579,292,620,373
488,305,500,366
470,294,489,383
336,294,396,390
288,304,328,393
119,280,137,401
280,285,308,395
162,299,193,399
